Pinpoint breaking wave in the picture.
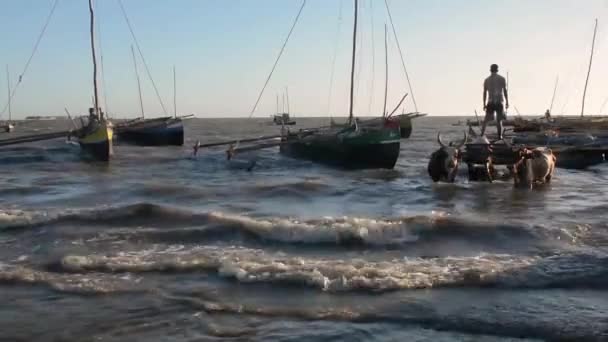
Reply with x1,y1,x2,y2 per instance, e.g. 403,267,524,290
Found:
0,262,142,294
55,246,608,292
0,203,580,248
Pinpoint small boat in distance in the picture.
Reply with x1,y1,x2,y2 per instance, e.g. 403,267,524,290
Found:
273,113,296,126
272,89,296,125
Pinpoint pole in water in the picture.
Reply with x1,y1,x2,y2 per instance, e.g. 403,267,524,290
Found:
348,0,358,124
173,65,177,118
382,24,388,117
581,18,598,117
131,45,145,119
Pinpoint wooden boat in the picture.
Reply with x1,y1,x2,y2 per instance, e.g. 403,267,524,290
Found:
272,91,296,125
76,115,113,161
281,122,400,169
76,0,112,161
114,47,184,146
273,113,296,125
115,116,184,146
1,122,14,133
0,0,112,159
280,0,400,169
513,115,608,133
393,112,427,138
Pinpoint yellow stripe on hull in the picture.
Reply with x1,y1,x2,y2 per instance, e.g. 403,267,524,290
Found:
78,121,113,161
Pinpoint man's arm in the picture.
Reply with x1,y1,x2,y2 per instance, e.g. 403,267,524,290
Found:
503,79,509,109
483,80,487,109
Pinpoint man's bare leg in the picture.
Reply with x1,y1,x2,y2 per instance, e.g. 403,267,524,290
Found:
496,119,504,140
480,117,488,136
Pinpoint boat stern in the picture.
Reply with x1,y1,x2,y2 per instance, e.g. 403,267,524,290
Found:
78,121,113,161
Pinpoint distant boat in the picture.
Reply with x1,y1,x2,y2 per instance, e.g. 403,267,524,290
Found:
273,113,296,125
272,89,296,125
280,0,400,169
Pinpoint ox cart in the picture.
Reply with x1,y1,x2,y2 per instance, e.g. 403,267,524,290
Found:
463,141,607,181
462,142,520,182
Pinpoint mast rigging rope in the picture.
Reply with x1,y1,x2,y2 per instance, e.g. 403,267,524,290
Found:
384,0,418,112
326,0,343,115
118,0,168,116
1,0,60,118
249,0,307,118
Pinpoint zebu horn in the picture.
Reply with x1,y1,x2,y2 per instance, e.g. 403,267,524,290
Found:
437,132,447,148
456,131,468,149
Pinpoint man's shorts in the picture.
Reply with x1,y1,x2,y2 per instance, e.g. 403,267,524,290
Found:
486,102,506,121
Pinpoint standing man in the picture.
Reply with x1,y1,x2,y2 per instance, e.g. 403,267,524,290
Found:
482,64,509,139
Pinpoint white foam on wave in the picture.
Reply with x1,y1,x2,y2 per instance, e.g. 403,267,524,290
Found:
0,209,55,230
206,212,432,245
60,246,569,292
0,262,140,294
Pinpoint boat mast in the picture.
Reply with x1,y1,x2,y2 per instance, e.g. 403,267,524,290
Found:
382,24,388,117
286,86,291,114
549,75,559,114
130,45,144,119
581,18,598,117
173,65,177,118
348,0,358,124
88,0,101,120
6,65,10,123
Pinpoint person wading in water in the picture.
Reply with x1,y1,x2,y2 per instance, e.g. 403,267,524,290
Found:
481,64,509,139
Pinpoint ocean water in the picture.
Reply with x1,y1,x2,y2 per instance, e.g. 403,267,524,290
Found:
0,117,607,341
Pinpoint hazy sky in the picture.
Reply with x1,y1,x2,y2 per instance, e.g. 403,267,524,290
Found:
1,0,608,118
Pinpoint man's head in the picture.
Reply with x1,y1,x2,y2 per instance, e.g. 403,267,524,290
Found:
490,64,499,73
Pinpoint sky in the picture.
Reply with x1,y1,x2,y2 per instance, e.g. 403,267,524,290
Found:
1,0,608,118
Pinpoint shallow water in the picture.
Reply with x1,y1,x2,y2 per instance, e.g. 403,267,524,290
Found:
0,117,607,341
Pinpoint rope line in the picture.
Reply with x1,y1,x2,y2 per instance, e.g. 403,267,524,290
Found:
118,0,168,116
249,0,306,118
384,0,418,112
1,0,60,117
